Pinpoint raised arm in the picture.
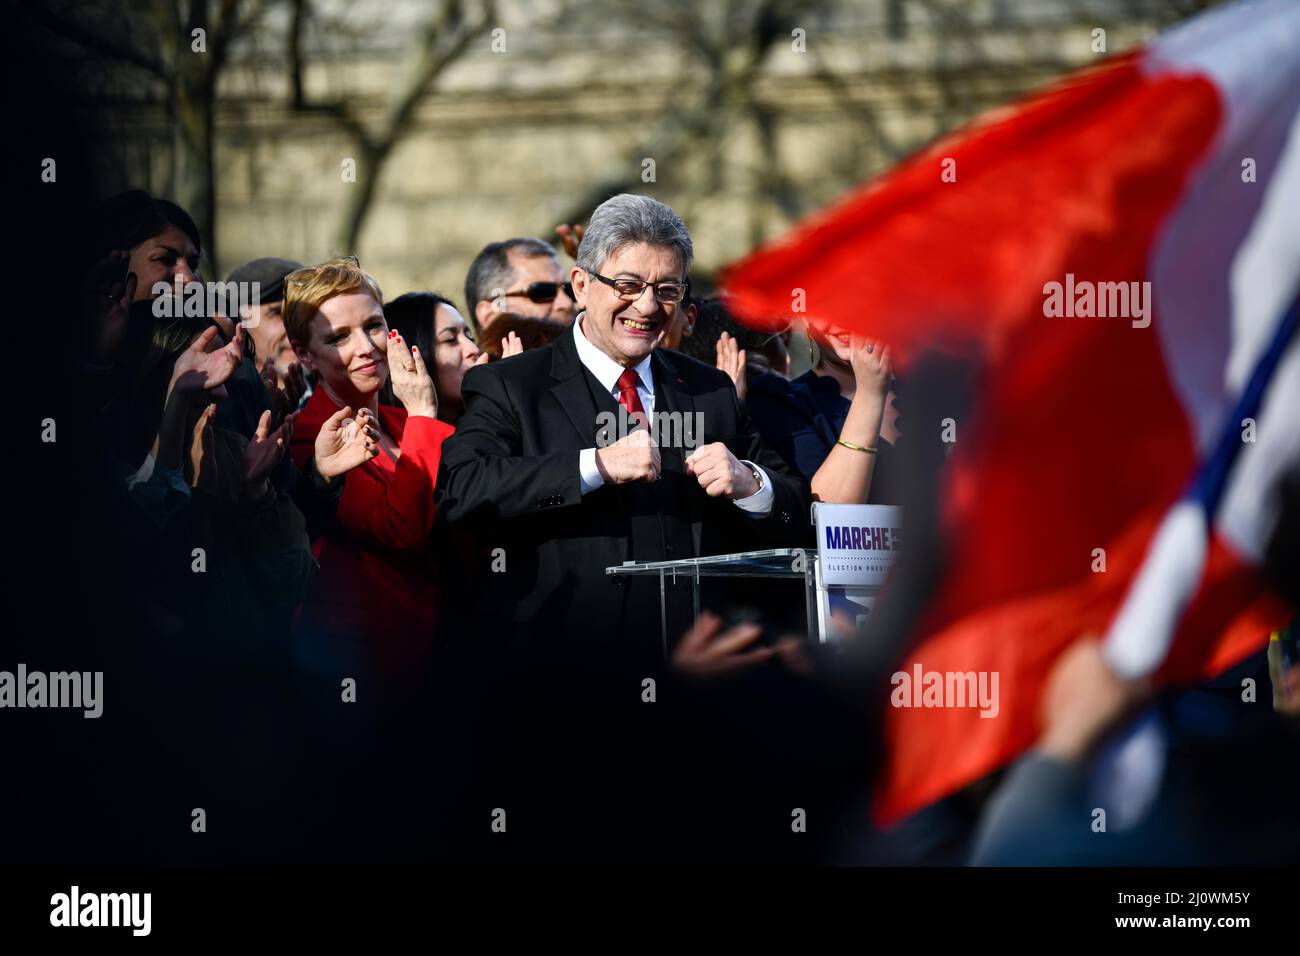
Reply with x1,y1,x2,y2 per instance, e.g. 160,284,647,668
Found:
810,337,892,504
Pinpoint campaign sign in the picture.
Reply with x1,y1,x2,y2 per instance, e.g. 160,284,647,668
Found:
815,503,903,587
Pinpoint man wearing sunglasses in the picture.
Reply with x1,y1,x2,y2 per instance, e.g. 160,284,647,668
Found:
463,236,578,333
437,194,808,672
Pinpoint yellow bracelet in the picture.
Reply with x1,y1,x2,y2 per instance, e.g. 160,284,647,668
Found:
836,439,877,454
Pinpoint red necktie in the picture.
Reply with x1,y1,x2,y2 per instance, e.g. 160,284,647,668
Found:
616,368,646,418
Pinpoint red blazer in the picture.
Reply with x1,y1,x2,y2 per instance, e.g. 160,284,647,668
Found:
290,387,455,676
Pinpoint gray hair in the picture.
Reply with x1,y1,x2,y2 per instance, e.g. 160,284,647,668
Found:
464,237,560,319
576,194,693,278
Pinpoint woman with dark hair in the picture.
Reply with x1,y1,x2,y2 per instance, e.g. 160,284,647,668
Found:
92,189,203,299
745,320,901,505
82,190,203,371
383,290,525,426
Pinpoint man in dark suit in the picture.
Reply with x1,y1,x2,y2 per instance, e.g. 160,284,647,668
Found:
435,194,809,669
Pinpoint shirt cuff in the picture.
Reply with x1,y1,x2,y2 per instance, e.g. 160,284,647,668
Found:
305,456,344,497
579,447,605,495
732,461,774,516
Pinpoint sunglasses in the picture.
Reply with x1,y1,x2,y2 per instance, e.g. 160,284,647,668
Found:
502,281,574,304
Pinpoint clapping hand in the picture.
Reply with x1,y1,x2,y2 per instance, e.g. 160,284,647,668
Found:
849,335,892,398
715,331,747,400
244,409,295,487
260,361,285,417
555,223,585,259
188,404,218,492
386,330,437,419
261,360,308,420
315,405,379,480
501,330,524,358
171,325,245,399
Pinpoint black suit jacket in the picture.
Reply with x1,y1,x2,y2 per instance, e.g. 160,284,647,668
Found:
435,327,810,657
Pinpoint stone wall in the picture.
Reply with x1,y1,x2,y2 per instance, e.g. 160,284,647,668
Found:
90,0,1196,304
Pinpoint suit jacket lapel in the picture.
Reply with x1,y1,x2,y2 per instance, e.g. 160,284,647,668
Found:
651,350,697,462
549,329,602,447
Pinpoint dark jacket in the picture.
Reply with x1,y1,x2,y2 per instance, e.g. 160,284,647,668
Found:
435,328,811,662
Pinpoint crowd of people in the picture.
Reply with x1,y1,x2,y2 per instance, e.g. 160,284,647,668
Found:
59,188,1298,864
76,190,906,683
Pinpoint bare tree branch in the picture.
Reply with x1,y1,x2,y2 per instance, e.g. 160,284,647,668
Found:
210,0,269,70
288,0,498,251
288,0,308,107
550,0,821,240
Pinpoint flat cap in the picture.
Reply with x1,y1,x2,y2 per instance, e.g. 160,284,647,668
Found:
225,257,304,303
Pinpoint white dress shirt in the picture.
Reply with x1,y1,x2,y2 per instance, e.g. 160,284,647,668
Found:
572,315,773,515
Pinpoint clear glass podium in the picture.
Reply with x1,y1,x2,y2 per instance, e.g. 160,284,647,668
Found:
605,548,817,657
606,505,900,655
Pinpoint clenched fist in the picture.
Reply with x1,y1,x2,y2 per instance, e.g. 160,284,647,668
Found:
685,442,758,499
595,427,661,484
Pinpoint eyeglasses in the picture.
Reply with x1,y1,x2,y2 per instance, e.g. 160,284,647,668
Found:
586,270,687,304
501,281,574,304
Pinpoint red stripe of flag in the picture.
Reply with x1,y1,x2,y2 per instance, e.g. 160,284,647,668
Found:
722,51,1289,825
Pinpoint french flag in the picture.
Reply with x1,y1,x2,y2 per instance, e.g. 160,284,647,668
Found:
722,0,1299,825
